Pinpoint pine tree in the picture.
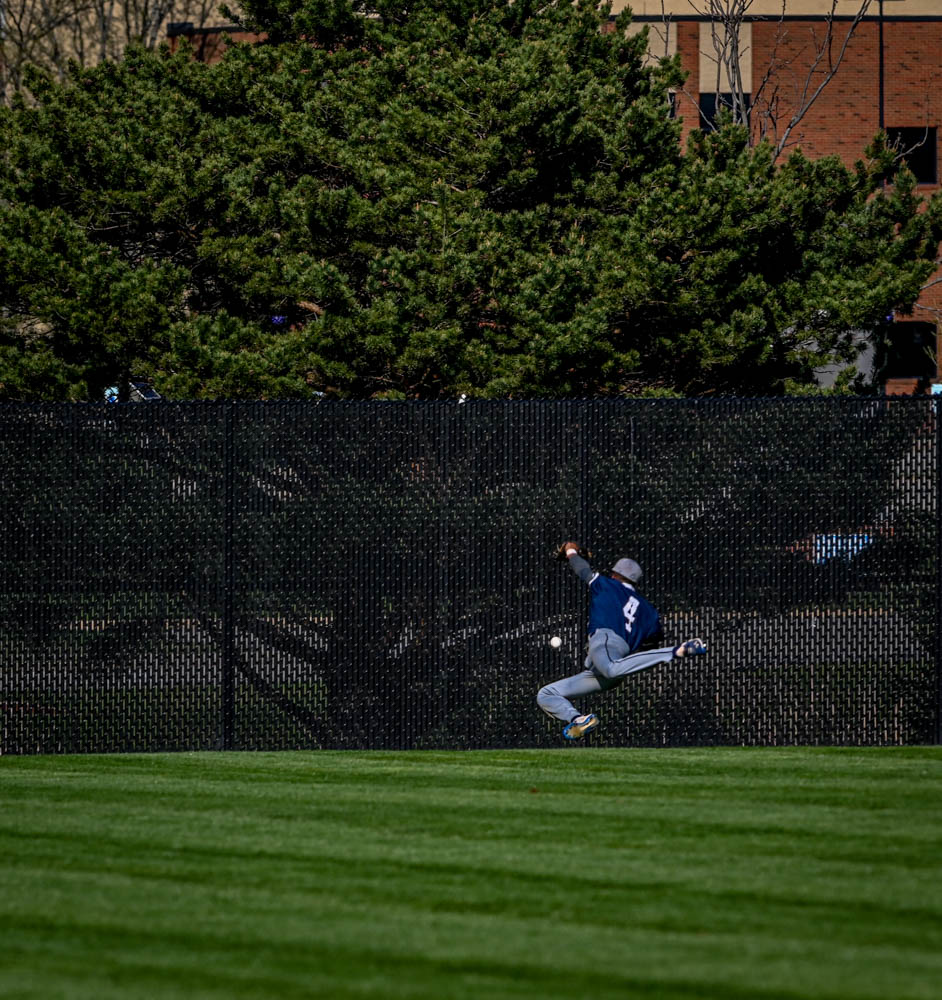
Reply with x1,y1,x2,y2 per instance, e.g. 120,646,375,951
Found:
0,0,939,399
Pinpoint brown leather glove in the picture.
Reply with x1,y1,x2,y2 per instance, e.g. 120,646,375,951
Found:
555,541,591,562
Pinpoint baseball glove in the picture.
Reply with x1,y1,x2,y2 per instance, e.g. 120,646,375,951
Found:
555,541,591,562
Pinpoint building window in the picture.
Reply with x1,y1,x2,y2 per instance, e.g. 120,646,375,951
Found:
886,127,938,185
698,92,752,129
876,320,936,382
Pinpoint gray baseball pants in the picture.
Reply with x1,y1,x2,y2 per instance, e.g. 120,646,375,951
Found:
537,627,676,723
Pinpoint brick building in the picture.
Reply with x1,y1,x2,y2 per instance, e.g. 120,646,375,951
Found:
166,21,261,63
168,0,942,392
617,0,942,393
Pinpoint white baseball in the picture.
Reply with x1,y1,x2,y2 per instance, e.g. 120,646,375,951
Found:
550,636,562,648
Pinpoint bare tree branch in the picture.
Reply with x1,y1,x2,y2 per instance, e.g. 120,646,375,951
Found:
772,0,873,158
669,0,873,153
0,0,238,102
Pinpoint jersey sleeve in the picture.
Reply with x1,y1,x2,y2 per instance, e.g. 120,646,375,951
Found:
566,552,597,585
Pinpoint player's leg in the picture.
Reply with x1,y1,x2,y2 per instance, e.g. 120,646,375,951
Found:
537,669,602,739
588,629,707,681
537,669,600,722
604,646,676,677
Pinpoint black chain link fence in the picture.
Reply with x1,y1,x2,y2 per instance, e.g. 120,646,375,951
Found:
1,399,939,753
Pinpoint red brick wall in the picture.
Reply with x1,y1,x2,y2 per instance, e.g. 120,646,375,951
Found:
670,16,942,338
675,20,700,144
884,20,942,134
673,18,942,174
883,20,942,326
749,19,880,161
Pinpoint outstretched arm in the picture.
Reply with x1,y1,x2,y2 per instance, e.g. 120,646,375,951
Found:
559,541,594,584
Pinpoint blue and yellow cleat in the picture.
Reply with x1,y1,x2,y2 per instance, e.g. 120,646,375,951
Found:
563,713,599,740
674,638,707,658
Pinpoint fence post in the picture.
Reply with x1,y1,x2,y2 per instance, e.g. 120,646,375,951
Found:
222,401,235,751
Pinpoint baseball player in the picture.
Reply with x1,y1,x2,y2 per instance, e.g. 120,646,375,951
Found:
537,541,707,740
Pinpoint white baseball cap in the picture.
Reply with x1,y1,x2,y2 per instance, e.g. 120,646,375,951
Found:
611,557,642,583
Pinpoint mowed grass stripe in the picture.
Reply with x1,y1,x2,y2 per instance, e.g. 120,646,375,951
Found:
1,748,940,1000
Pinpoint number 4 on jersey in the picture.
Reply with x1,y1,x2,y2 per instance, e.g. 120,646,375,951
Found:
623,595,639,635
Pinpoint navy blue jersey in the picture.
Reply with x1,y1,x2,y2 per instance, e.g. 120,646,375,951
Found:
568,554,662,651
587,574,661,650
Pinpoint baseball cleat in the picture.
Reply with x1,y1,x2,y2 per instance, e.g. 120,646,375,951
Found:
674,638,707,658
563,713,599,740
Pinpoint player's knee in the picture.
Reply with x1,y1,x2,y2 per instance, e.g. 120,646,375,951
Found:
588,654,616,680
536,683,557,710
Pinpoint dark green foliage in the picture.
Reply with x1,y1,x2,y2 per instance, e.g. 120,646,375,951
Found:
1,0,940,399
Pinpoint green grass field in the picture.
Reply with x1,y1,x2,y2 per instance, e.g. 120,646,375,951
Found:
2,747,941,1000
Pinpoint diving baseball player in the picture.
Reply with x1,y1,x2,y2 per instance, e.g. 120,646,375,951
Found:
537,542,707,740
